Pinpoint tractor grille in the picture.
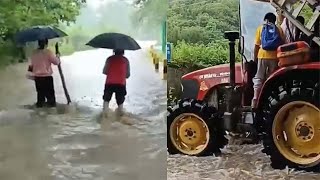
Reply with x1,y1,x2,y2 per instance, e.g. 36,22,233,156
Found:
181,79,199,99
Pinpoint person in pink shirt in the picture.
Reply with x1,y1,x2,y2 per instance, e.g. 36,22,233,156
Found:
28,39,60,108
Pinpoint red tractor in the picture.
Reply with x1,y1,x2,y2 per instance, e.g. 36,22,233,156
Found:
167,0,320,171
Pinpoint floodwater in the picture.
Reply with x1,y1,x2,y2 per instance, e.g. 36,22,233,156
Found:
0,41,166,180
167,143,320,180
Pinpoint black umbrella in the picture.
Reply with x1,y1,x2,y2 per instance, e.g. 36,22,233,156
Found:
14,25,67,44
86,33,141,50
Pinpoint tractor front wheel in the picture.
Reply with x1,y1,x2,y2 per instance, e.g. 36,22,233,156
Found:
167,99,228,156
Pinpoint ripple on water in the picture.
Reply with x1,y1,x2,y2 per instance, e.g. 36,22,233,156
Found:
0,49,166,180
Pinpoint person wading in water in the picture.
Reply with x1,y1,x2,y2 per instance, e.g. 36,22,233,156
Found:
28,39,60,108
102,49,130,116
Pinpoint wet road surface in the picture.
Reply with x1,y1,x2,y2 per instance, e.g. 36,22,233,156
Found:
0,42,166,180
167,144,320,180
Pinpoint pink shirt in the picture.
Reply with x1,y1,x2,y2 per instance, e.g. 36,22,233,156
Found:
29,49,60,77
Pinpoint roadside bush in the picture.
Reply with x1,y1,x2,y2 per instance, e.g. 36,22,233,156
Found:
0,40,22,68
170,40,241,71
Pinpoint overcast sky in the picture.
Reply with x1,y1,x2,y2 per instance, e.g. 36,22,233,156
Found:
87,0,109,9
87,0,132,9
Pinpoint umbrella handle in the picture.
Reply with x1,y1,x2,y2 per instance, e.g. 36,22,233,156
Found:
55,43,71,104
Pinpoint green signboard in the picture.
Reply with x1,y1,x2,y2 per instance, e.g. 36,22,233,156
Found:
161,20,167,55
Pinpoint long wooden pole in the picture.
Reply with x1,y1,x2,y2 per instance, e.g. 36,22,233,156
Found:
55,43,71,104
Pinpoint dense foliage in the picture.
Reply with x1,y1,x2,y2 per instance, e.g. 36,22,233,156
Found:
170,40,241,71
168,0,240,69
168,0,239,45
0,0,165,68
0,0,85,41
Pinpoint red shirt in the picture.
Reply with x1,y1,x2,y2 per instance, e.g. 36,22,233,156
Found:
103,55,130,85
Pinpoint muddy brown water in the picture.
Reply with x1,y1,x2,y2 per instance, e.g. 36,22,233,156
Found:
0,44,166,180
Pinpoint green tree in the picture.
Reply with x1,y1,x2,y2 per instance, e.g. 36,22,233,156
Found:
0,0,86,40
0,0,86,66
167,0,240,69
133,0,167,26
168,0,239,45
131,0,168,43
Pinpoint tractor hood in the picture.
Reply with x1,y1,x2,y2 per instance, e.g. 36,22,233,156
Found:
180,63,243,100
182,63,243,83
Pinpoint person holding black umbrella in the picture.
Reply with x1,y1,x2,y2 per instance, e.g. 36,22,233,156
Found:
28,38,61,108
86,32,140,116
102,49,130,116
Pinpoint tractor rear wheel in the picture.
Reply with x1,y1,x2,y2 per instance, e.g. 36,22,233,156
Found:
262,78,320,171
167,99,228,156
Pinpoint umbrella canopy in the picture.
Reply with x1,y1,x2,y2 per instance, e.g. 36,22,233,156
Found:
14,25,67,44
86,33,141,50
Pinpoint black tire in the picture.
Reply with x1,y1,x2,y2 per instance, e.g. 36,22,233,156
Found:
167,98,228,156
261,78,320,172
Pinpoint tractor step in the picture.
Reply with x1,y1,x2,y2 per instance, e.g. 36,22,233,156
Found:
223,108,255,131
226,123,260,144
237,123,255,132
240,106,253,112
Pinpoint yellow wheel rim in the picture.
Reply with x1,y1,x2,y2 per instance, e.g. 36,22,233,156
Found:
170,113,210,155
272,101,320,166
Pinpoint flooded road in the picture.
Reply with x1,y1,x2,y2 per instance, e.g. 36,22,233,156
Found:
167,144,320,180
0,42,166,180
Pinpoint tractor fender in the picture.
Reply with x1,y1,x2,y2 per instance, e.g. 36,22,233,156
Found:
256,62,320,109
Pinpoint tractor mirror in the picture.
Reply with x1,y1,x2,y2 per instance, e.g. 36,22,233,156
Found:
238,35,244,54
